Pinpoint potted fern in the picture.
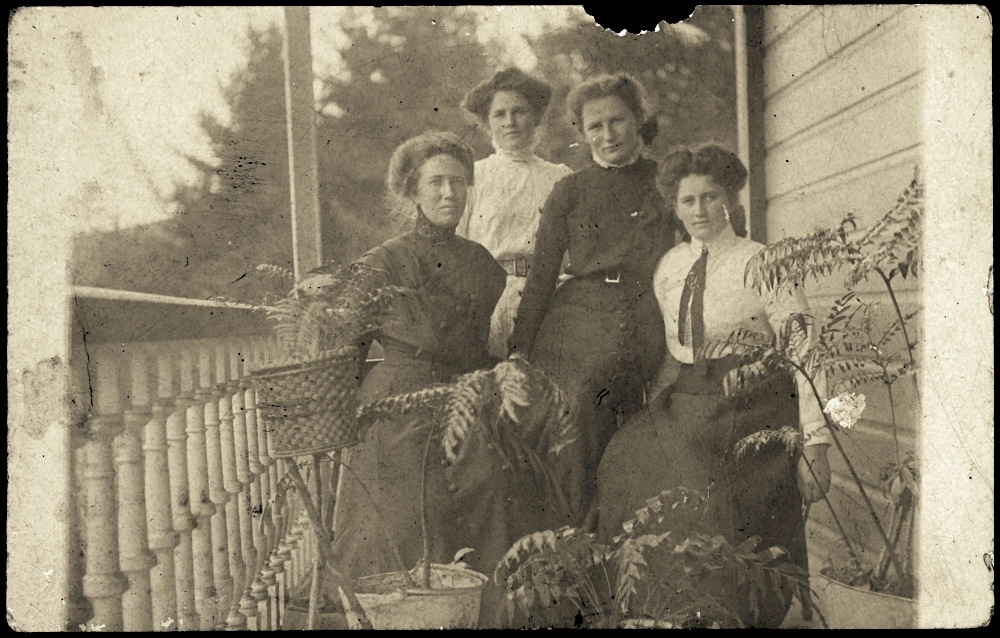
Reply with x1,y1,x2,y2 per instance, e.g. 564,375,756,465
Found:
494,486,823,628
250,263,391,457
703,170,923,628
248,262,412,630
336,354,577,629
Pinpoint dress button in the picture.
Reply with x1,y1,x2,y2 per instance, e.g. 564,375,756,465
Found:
448,483,458,493
619,322,628,331
618,340,627,348
439,321,448,329
440,458,449,467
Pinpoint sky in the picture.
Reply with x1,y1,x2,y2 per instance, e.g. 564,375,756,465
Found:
8,6,599,234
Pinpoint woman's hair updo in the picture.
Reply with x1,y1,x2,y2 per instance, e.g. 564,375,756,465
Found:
461,67,553,128
385,130,476,218
657,144,749,238
566,72,657,143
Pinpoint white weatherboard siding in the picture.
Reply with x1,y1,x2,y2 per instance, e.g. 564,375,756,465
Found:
760,4,923,624
760,6,993,628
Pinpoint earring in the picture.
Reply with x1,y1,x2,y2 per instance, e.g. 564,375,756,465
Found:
724,205,731,222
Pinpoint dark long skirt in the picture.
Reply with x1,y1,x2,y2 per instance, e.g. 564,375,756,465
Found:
596,357,808,628
527,276,665,527
329,358,547,628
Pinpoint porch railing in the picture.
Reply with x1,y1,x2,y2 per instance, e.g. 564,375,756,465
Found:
69,287,323,631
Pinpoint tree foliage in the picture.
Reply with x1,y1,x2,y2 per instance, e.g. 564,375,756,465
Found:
72,7,740,301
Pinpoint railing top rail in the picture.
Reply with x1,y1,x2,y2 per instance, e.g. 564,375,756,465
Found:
72,286,273,347
73,286,259,310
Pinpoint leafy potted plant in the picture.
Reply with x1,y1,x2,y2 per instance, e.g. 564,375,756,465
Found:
338,354,577,629
248,262,405,630
703,170,923,628
248,263,388,456
494,486,823,628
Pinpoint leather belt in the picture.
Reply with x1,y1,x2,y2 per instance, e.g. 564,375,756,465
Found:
498,255,532,277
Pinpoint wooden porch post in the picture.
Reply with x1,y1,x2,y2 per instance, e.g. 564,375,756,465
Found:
282,6,324,282
738,5,768,244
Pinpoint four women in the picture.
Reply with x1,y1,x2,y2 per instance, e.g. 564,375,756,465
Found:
329,69,831,629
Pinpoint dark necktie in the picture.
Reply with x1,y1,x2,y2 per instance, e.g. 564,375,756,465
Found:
678,246,709,363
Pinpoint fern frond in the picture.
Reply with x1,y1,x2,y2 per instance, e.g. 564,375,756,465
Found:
732,427,802,461
356,384,453,427
442,371,491,464
819,355,884,378
847,175,923,288
494,359,530,423
745,231,857,295
255,263,296,284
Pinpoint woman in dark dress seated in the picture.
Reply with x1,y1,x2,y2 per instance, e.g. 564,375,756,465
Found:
327,131,511,624
595,144,832,627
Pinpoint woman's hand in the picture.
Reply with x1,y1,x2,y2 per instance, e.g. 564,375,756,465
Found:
797,444,831,504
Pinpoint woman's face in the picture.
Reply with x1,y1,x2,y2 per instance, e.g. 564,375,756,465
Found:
675,174,732,242
581,95,640,166
488,90,537,152
411,154,469,228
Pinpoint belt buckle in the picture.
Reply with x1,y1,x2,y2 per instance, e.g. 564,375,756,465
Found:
604,271,621,284
515,257,529,277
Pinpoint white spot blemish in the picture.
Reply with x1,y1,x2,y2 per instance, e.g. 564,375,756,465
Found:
161,617,175,629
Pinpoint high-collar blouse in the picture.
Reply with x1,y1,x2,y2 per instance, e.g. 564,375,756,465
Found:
456,150,573,259
653,223,831,446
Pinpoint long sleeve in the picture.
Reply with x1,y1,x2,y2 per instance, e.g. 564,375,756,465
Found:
455,180,476,239
765,284,831,448
507,175,574,355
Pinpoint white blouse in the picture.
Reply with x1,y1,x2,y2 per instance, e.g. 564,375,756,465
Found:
456,150,573,258
653,223,831,447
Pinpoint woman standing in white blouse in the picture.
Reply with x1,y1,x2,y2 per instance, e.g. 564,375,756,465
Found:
456,68,574,359
596,144,831,628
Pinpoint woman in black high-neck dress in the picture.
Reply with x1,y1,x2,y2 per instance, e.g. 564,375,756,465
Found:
327,132,509,623
508,74,677,531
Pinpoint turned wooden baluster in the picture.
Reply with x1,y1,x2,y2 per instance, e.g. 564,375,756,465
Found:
241,342,266,630
166,347,199,631
222,345,247,630
288,515,306,587
249,338,274,629
268,457,291,624
146,347,179,631
116,348,157,631
233,349,259,630
200,346,232,629
185,345,218,630
257,343,282,631
81,345,128,632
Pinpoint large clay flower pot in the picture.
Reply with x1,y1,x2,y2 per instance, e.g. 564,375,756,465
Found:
816,570,915,628
351,564,489,629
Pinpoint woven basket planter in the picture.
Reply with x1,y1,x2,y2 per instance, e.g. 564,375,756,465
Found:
250,347,363,458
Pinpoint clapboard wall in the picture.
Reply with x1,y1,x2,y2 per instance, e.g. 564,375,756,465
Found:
756,6,924,591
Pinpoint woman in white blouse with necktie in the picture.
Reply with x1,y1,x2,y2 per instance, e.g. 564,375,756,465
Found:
456,68,574,359
596,144,831,628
